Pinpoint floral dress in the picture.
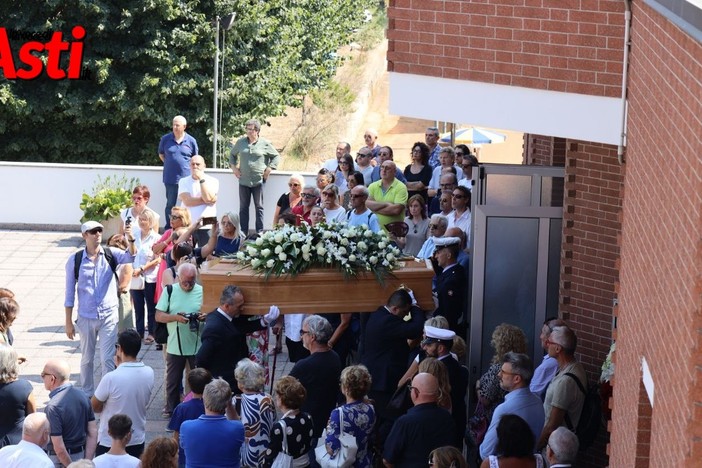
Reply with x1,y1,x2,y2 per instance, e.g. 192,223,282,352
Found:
239,392,277,467
324,401,376,468
478,363,506,423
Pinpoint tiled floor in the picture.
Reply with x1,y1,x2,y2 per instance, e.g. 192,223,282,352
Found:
0,229,296,444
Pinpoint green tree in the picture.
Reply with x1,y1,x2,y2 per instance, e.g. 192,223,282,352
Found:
0,0,372,166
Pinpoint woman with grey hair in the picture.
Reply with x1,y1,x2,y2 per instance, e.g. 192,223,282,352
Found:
178,211,245,262
273,174,305,226
234,359,276,467
0,344,35,447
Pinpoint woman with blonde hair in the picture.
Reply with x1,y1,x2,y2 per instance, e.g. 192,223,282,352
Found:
418,358,452,412
130,209,161,344
273,174,305,225
429,446,467,468
322,365,376,467
153,206,191,303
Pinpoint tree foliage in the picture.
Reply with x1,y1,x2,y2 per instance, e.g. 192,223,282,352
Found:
0,0,373,166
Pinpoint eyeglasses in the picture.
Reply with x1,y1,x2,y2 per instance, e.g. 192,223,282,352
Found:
301,193,317,199
299,329,310,336
288,183,301,187
114,344,121,350
40,372,55,379
86,228,103,235
356,153,369,158
378,151,390,156
452,194,465,199
245,126,257,132
545,339,561,348
132,196,143,201
220,220,233,226
411,149,421,154
171,215,183,220
322,192,335,197
349,194,366,199
340,161,350,165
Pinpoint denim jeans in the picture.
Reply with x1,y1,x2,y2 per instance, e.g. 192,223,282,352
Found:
239,183,264,234
164,183,179,228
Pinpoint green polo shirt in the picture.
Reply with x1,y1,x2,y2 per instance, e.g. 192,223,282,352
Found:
155,283,203,356
368,178,409,232
229,136,281,187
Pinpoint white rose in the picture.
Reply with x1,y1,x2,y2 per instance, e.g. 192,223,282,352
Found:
349,255,357,262
338,246,347,255
323,231,332,239
370,256,378,264
279,252,287,261
274,233,284,243
301,244,311,254
340,238,349,246
261,249,271,257
255,237,264,246
275,245,283,254
266,259,275,268
378,242,386,249
236,251,246,260
317,247,327,256
247,246,258,257
386,253,395,261
364,230,373,238
302,253,311,261
251,259,261,268
357,241,367,252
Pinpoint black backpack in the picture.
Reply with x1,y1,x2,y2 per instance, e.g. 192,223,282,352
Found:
564,372,602,450
74,248,119,286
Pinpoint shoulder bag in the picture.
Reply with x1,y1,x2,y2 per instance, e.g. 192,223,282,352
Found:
271,418,294,468
315,406,358,468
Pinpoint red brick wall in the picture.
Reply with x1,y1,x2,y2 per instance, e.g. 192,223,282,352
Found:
387,0,626,97
611,1,702,466
524,134,566,166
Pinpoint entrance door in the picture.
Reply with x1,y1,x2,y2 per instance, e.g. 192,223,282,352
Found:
468,164,564,382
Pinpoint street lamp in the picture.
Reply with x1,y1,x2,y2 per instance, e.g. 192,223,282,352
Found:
213,13,236,169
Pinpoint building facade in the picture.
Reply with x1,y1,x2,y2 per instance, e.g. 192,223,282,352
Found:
387,0,702,465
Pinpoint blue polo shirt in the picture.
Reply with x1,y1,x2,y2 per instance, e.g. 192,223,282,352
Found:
159,132,199,184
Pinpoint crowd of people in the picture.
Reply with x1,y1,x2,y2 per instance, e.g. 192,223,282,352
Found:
0,120,590,467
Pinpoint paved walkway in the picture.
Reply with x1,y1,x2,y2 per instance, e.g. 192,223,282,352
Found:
0,229,295,444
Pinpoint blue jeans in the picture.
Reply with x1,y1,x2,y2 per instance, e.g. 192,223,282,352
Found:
239,183,264,234
164,183,179,228
131,282,156,337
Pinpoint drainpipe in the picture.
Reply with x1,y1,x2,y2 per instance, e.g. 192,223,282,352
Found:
618,0,632,164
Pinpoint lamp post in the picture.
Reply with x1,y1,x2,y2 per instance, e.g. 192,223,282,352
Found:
213,13,236,169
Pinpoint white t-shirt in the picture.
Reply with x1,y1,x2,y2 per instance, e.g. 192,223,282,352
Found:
93,452,141,468
94,362,155,447
177,174,219,221
324,207,346,224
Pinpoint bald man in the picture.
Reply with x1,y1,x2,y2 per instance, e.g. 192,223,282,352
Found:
0,412,53,467
383,373,456,467
178,155,219,246
42,359,97,466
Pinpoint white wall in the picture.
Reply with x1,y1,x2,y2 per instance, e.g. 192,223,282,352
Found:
0,161,316,230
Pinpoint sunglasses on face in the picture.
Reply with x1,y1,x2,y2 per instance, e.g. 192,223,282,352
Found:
301,193,317,199
86,228,103,235
288,183,300,187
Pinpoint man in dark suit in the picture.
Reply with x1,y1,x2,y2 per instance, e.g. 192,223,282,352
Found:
360,289,424,423
195,285,279,391
431,236,467,335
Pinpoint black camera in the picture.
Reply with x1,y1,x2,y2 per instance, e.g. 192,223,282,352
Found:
179,312,200,332
125,216,132,227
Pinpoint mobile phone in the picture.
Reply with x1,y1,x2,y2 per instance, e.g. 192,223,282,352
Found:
125,216,132,227
202,216,217,225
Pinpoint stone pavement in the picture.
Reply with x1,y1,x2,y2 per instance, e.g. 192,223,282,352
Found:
0,228,296,444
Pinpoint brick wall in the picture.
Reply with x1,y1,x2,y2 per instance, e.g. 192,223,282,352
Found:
387,0,626,97
611,1,702,466
524,134,566,166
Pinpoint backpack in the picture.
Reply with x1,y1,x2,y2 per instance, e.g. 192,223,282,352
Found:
564,372,602,450
74,248,119,286
153,285,172,345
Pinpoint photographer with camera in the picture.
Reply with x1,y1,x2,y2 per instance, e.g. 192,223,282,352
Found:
155,263,205,417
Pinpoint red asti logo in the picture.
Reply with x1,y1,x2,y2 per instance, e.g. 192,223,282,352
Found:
0,26,86,80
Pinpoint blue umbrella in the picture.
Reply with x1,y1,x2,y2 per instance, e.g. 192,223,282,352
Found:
439,127,507,145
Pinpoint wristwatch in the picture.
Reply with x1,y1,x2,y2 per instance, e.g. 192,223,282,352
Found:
199,179,206,184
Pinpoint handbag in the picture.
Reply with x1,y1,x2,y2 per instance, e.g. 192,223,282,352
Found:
466,401,489,447
315,407,358,468
271,419,294,468
130,275,145,290
385,380,413,420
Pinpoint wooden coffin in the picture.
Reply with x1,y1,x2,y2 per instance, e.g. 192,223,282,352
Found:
199,259,435,314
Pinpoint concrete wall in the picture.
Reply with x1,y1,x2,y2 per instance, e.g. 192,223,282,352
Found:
0,161,315,230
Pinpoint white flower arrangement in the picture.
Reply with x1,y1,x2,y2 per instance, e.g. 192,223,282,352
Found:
234,221,403,283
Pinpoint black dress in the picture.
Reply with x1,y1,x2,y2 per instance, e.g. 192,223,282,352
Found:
277,193,302,215
404,164,433,202
0,379,32,447
261,411,314,467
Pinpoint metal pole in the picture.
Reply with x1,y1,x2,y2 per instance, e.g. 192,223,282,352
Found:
213,17,220,169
